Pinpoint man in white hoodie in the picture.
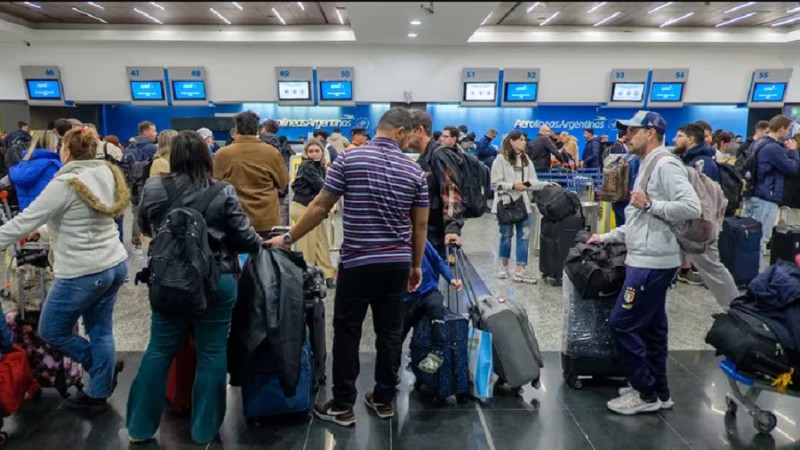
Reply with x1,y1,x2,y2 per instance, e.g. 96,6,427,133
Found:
588,111,701,416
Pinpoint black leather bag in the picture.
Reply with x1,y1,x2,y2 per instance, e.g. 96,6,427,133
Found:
564,231,627,299
535,185,581,222
497,194,528,225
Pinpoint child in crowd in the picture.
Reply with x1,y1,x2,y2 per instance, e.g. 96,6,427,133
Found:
402,240,462,374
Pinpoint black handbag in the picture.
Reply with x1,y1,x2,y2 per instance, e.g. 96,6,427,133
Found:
496,159,529,225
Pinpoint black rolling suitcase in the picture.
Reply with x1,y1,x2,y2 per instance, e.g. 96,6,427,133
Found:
540,214,585,284
719,217,761,287
770,224,800,266
561,274,623,389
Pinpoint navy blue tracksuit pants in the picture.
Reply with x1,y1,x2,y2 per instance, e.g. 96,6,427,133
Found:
609,266,678,399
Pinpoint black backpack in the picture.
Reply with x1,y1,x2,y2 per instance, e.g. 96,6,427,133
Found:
460,152,490,218
564,231,627,299
144,177,226,317
739,138,770,198
535,184,581,222
4,139,27,175
717,162,744,216
122,152,152,206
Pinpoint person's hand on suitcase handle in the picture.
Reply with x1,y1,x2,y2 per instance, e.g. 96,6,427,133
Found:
450,278,463,291
587,234,602,244
408,266,422,293
445,233,462,247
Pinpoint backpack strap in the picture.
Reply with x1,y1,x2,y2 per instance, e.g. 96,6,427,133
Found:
163,176,186,210
164,177,226,214
193,181,227,215
639,152,674,195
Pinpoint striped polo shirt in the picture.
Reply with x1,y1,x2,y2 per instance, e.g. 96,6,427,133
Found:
322,137,429,268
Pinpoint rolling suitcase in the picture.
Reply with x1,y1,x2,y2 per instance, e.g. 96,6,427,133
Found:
770,224,800,266
303,265,327,392
409,247,469,400
540,214,585,284
561,274,623,389
719,216,761,287
459,247,543,390
165,334,195,415
0,344,34,446
241,340,313,423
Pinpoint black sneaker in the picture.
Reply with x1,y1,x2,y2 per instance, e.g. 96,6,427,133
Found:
364,391,394,419
677,270,704,286
313,399,356,427
64,391,109,412
111,360,125,394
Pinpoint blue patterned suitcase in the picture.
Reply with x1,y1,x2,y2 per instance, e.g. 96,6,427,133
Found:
241,339,313,420
719,217,761,287
409,310,469,399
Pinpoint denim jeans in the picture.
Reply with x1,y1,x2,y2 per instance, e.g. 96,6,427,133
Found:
744,196,778,263
38,261,127,398
0,301,12,352
126,274,237,445
498,214,531,266
114,217,124,244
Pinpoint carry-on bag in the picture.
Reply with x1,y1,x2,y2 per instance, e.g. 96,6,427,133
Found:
564,231,626,299
409,244,469,400
0,343,35,447
535,185,581,222
303,267,327,392
719,216,761,287
241,339,314,422
770,224,800,266
561,274,623,389
165,334,196,415
540,214,585,283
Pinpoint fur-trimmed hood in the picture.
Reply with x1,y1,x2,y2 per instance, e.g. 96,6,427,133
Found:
56,160,131,218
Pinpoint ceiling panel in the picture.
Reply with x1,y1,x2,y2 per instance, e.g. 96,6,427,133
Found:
492,2,800,28
0,2,346,26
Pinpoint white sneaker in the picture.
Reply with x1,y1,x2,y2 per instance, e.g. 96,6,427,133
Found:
132,245,143,256
607,391,662,415
618,385,674,410
497,266,510,279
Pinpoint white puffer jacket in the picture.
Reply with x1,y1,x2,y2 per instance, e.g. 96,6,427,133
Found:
0,159,130,279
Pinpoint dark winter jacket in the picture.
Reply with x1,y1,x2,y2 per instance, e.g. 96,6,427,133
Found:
582,136,602,169
137,173,261,274
9,149,62,212
681,144,720,183
229,248,307,396
291,158,325,206
527,134,563,172
475,135,496,168
2,130,31,149
124,136,157,162
260,133,294,171
781,171,800,209
753,137,800,204
732,260,800,351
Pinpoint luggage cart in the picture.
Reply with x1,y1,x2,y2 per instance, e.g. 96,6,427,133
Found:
720,358,793,434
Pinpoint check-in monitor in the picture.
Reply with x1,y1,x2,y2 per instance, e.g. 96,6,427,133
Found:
504,82,538,102
319,81,353,101
464,82,497,102
130,81,165,101
611,82,645,102
278,81,312,101
650,82,684,102
172,80,207,100
26,79,62,100
751,82,787,102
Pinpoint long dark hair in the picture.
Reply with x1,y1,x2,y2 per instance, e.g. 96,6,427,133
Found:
170,130,213,186
501,130,529,166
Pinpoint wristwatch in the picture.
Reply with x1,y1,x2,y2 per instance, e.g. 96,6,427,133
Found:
282,233,294,245
643,200,653,212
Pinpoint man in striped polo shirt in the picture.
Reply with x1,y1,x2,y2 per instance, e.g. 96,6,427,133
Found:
269,107,429,426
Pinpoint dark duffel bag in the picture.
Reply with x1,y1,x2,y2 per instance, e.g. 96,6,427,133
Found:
564,234,627,300
535,185,581,222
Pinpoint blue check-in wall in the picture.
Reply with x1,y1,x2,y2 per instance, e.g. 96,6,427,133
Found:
101,103,748,154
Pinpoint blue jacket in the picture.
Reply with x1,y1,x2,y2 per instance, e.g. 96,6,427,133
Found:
405,241,454,301
681,144,720,183
3,130,31,149
582,136,602,168
475,135,496,168
124,136,157,162
8,149,62,212
753,137,800,204
732,260,800,351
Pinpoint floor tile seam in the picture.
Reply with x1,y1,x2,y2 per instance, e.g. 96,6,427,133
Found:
302,388,323,450
564,408,596,450
474,402,497,450
668,355,703,382
657,413,695,450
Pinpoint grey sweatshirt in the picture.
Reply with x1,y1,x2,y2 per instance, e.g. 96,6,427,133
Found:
599,146,701,269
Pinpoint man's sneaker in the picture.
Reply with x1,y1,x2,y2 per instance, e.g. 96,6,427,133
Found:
132,244,143,256
618,385,674,410
497,266,510,280
677,270,703,286
364,391,394,419
607,391,662,415
313,400,355,427
513,271,538,285
64,391,109,412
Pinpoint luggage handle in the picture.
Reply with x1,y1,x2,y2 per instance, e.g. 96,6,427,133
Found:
447,243,479,313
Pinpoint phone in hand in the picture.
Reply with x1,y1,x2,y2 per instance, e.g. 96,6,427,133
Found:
523,181,532,187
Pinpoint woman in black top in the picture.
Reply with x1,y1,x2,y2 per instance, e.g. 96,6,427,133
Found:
290,138,336,286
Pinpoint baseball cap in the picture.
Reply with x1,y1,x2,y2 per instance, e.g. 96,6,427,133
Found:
350,127,369,137
616,110,667,135
197,128,213,139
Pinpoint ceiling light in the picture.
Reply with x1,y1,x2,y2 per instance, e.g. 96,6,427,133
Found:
408,33,417,38
481,11,493,26
87,2,103,10
724,2,755,14
716,11,756,27
660,11,694,28
648,2,673,14
787,6,800,14
540,11,559,26
232,2,243,10
210,7,231,25
588,2,607,13
526,2,541,13
272,7,286,25
134,7,162,24
593,11,620,27
22,2,41,9
297,2,304,11
772,15,800,26
335,8,344,25
72,7,107,23
150,2,165,11
410,20,422,25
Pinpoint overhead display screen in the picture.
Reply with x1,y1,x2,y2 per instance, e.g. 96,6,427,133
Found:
172,80,207,100
611,82,645,102
751,82,787,102
278,81,311,101
650,82,684,102
320,81,353,101
26,79,61,100
130,81,165,101
504,82,538,102
464,82,497,102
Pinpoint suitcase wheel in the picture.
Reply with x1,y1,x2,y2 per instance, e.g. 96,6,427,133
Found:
754,411,777,434
725,395,737,416
563,372,582,389
455,393,469,404
0,430,7,448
